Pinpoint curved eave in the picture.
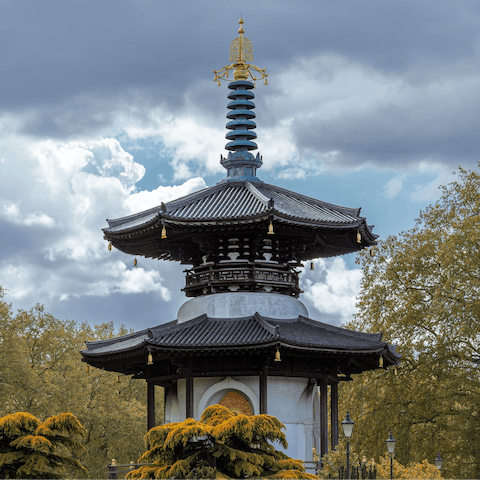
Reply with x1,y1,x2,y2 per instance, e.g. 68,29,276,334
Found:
145,338,391,356
104,210,376,240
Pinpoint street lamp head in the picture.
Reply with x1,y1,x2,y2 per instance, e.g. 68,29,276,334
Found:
434,453,443,470
342,411,354,438
386,431,396,454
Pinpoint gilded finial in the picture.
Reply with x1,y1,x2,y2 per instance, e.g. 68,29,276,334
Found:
214,18,269,86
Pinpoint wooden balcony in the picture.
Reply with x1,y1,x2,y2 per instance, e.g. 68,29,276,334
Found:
183,262,301,297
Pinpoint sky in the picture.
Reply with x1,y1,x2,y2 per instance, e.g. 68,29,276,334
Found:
1,0,479,332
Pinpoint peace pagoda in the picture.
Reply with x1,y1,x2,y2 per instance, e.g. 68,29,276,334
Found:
81,19,400,470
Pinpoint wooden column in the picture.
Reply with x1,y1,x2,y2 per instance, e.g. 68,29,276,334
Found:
259,367,268,414
331,381,339,449
318,377,328,458
186,375,194,418
147,381,155,432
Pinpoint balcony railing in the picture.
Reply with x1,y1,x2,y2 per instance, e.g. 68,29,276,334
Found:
183,263,301,297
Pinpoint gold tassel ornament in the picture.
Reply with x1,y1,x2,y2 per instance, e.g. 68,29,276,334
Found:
379,355,384,368
274,348,281,362
161,225,167,239
134,258,138,267
108,242,112,251
147,352,153,365
267,221,274,235
357,230,362,243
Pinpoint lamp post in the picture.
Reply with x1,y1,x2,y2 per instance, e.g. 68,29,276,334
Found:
434,453,443,471
342,412,354,480
386,432,396,480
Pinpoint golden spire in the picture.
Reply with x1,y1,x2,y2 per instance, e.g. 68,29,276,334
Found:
213,18,269,86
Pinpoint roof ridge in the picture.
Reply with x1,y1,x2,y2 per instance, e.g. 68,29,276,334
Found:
245,181,271,205
252,312,280,337
260,183,361,218
84,329,149,349
104,205,162,229
297,315,383,341
165,184,224,210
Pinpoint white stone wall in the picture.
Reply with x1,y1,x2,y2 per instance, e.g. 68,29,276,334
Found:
164,375,317,464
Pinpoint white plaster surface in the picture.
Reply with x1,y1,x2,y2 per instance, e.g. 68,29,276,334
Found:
164,375,317,464
177,292,309,323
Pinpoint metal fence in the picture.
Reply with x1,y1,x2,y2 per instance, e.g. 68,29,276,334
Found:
107,459,376,479
328,463,377,480
107,460,151,480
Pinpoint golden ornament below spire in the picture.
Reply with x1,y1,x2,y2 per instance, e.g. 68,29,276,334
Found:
213,18,269,86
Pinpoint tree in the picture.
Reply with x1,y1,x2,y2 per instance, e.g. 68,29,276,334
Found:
341,166,480,479
0,286,163,478
127,404,317,479
316,439,441,479
0,412,87,479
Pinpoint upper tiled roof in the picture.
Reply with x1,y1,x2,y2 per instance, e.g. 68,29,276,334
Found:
104,181,367,235
82,313,400,362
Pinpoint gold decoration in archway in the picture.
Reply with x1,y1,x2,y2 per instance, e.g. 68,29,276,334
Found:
219,391,253,416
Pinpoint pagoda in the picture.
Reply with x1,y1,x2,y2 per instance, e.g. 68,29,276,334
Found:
81,19,400,469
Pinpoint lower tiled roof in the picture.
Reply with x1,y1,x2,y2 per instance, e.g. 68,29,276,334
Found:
82,313,399,361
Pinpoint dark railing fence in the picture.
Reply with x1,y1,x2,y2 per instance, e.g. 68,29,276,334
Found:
107,460,151,480
107,459,377,479
330,463,377,479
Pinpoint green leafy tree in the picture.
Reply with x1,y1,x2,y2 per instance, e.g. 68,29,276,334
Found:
0,286,163,478
0,412,87,479
341,166,480,479
127,404,317,479
316,439,441,479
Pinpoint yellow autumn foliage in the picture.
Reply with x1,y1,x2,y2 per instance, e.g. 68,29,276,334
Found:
0,287,159,478
128,404,317,479
341,166,480,478
0,411,88,479
317,440,442,480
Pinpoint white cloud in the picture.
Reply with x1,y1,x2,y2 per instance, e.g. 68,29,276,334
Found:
2,202,55,227
300,257,362,324
121,106,225,181
383,175,405,199
410,162,454,202
125,177,206,214
87,261,171,300
0,135,201,310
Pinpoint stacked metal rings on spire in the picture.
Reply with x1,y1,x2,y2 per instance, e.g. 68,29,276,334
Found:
225,81,257,152
220,80,263,182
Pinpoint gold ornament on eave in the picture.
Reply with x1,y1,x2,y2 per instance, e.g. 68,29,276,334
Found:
275,348,281,362
267,220,274,235
213,18,269,86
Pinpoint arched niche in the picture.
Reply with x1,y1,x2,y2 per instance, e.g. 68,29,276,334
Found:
197,377,259,417
219,391,253,415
